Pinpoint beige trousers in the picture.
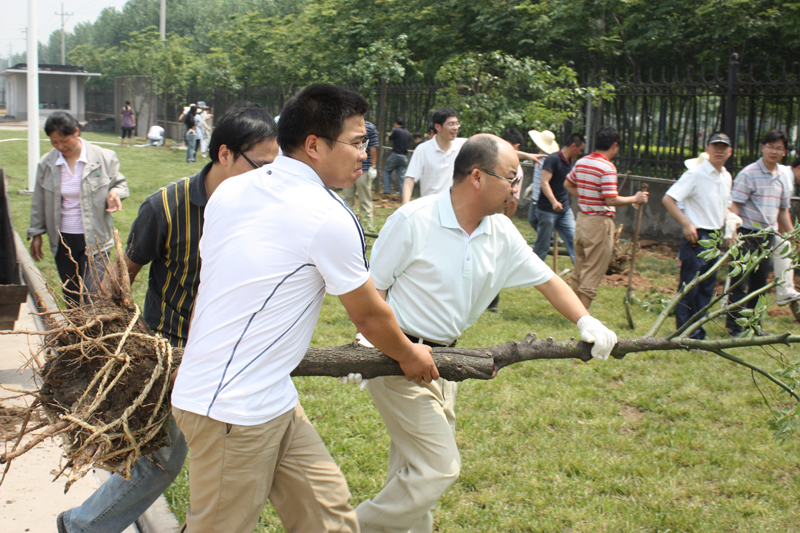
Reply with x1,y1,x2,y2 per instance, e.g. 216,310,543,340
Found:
356,377,460,533
572,212,616,309
173,403,358,533
343,166,376,230
774,239,798,300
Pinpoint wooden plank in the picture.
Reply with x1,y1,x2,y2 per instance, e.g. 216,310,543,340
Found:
0,284,28,302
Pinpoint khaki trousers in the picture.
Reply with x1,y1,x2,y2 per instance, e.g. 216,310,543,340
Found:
357,377,460,533
343,167,375,230
571,212,616,309
173,403,358,533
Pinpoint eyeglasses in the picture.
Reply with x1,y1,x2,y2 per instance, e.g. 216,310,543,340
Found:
763,144,786,153
443,121,460,128
240,152,265,170
320,136,370,155
478,168,521,187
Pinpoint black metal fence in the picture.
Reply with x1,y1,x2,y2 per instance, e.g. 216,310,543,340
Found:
84,55,800,180
586,54,800,179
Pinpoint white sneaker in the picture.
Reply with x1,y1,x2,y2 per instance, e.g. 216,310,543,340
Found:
777,292,800,306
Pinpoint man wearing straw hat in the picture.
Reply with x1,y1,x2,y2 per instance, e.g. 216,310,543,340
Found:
526,129,558,229
531,132,585,263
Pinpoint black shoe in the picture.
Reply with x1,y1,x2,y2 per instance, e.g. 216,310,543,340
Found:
57,512,68,533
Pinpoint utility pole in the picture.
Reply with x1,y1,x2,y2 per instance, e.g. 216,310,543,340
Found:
160,0,166,40
27,0,39,192
55,3,73,65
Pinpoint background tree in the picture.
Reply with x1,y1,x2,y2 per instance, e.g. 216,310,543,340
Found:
434,51,614,136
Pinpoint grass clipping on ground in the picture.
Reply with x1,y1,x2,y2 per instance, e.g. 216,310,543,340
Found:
0,231,178,492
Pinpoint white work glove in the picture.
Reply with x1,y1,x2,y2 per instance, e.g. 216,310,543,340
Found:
576,315,618,361
341,333,370,390
724,212,742,240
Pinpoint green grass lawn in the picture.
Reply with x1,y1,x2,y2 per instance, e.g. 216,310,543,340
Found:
3,132,800,532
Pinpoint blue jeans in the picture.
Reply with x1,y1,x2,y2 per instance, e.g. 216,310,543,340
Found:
675,230,717,339
148,136,164,146
62,417,188,533
527,197,539,229
185,131,197,162
383,153,407,194
533,207,576,263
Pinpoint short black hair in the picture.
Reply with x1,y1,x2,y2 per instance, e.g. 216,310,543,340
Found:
763,129,789,149
44,111,80,137
453,136,498,184
278,83,368,154
412,132,423,140
501,128,524,146
394,117,405,127
432,107,457,127
791,158,800,169
124,100,131,106
566,133,586,148
595,126,620,151
427,123,436,134
208,103,277,164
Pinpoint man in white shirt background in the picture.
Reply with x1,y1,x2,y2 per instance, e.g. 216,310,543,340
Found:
663,132,735,339
147,124,165,146
402,107,466,204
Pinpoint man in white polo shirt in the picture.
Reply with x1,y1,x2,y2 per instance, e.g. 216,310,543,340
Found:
401,107,466,204
663,132,735,339
171,84,437,533
355,134,618,533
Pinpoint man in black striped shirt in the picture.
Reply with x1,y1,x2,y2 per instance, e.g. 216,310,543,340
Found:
58,104,279,533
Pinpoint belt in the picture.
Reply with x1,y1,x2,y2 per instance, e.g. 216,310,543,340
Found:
404,332,457,348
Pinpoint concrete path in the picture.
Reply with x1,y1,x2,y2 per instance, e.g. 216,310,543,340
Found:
0,297,179,532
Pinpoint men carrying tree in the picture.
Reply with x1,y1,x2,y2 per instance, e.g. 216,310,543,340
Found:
533,133,585,263
57,103,280,533
726,130,795,336
353,134,618,533
402,107,466,204
170,84,437,533
565,126,649,310
662,132,736,339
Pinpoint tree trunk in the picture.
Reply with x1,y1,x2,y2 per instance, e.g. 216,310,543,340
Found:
170,333,799,383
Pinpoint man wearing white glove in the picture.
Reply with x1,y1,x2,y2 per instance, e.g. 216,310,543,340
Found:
663,132,734,339
354,134,617,533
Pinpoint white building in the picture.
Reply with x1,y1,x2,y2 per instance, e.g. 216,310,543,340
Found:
0,63,101,122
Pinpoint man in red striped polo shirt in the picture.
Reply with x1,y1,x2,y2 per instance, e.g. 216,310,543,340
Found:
565,126,649,309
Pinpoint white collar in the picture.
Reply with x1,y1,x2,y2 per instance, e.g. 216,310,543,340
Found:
437,191,493,237
269,154,327,188
55,139,88,167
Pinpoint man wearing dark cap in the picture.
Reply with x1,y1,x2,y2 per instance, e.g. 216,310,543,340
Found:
663,132,736,339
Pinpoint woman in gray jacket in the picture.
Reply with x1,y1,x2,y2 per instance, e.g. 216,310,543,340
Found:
28,111,129,306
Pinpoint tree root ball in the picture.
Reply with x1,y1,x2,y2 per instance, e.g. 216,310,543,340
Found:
37,298,178,487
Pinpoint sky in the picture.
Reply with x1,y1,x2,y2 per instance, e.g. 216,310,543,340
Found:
0,0,130,58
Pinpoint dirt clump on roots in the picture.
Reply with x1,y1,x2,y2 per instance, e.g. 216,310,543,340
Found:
0,232,178,492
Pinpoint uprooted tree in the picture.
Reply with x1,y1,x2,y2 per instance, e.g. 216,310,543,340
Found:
2,228,799,492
